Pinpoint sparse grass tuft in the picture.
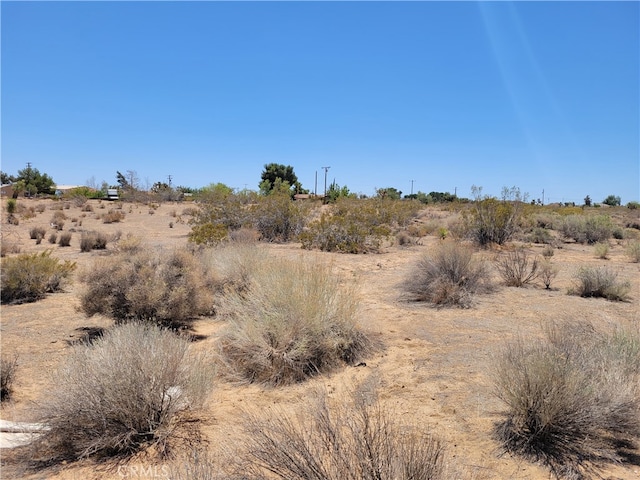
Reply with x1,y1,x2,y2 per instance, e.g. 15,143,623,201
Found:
569,266,631,301
495,247,540,287
493,321,640,479
626,240,640,263
403,241,492,308
34,322,214,461
218,257,370,385
29,226,46,240
80,231,108,252
1,251,76,304
58,231,72,247
1,356,18,402
593,242,609,260
241,386,448,480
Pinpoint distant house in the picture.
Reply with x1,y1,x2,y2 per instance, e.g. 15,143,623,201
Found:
54,185,83,196
0,184,14,198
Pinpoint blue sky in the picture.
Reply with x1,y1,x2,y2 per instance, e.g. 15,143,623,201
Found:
2,1,638,203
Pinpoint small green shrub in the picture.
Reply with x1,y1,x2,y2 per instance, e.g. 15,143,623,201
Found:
188,222,229,246
569,266,630,301
1,356,18,402
495,248,540,287
626,240,640,262
560,215,613,244
218,258,370,385
467,187,525,246
6,199,16,215
1,251,76,304
593,242,609,259
34,322,214,461
254,193,306,242
403,241,492,307
493,322,640,479
527,227,554,245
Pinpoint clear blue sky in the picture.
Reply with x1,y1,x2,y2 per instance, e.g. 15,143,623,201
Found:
2,1,638,204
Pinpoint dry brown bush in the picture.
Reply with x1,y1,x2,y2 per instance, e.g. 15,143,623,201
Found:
403,241,493,308
79,231,108,252
240,386,448,480
33,322,214,461
217,257,370,385
569,266,631,301
493,321,640,479
494,247,540,287
1,355,18,402
79,247,218,326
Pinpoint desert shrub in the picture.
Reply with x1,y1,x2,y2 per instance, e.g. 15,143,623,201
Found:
495,247,540,287
6,214,18,225
50,211,67,230
6,198,16,215
1,251,76,304
560,215,613,244
527,227,554,245
626,240,640,262
190,191,250,239
626,201,640,210
493,322,640,479
396,230,416,246
79,231,108,252
189,222,229,246
35,203,46,213
467,187,525,246
539,259,559,290
0,241,20,257
300,212,390,253
114,234,143,254
541,245,554,258
58,232,72,247
29,226,46,240
569,266,630,301
403,241,492,308
102,209,125,223
48,232,58,244
229,227,259,244
241,387,447,480
34,322,214,460
253,193,306,242
81,203,93,212
1,356,18,402
79,247,217,325
593,242,609,259
218,257,370,385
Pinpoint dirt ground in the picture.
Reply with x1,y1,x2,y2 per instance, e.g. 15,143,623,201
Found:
1,198,638,479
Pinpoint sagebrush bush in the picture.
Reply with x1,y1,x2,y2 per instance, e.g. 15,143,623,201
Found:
593,242,609,259
29,226,46,240
50,211,66,230
34,323,214,460
1,356,18,402
79,247,217,325
102,209,125,224
569,266,630,301
560,215,613,244
1,251,76,304
241,386,448,480
626,240,640,262
58,231,72,247
539,259,559,290
218,257,370,385
495,247,540,287
80,231,108,252
493,322,640,479
403,241,492,308
48,232,58,244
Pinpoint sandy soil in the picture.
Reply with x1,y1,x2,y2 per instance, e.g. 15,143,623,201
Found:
1,198,638,479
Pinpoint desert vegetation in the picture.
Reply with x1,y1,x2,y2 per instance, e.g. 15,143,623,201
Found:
493,321,640,479
0,193,638,480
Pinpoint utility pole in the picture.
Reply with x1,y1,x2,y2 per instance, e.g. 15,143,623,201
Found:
315,171,318,197
410,180,415,196
542,189,545,205
322,166,330,197
167,175,173,186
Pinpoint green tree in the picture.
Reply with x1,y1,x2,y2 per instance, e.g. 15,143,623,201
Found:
376,187,402,200
14,165,55,196
584,195,592,207
1,171,16,184
325,182,352,203
602,194,621,207
259,163,304,196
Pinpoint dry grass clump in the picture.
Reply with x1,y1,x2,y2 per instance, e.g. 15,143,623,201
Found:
218,257,370,386
50,211,66,230
0,240,21,257
79,230,108,252
29,226,46,240
539,259,559,290
240,386,448,480
593,242,609,260
493,321,640,479
79,247,217,326
626,240,640,262
1,356,18,402
569,266,631,301
33,323,214,461
1,251,76,304
47,232,58,244
403,241,493,308
58,231,72,247
494,247,540,287
101,209,125,224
